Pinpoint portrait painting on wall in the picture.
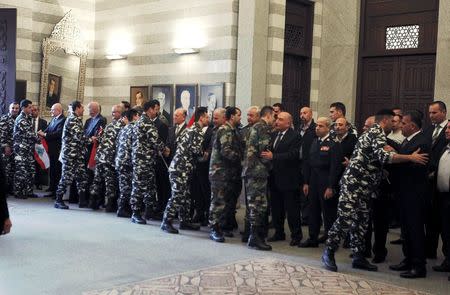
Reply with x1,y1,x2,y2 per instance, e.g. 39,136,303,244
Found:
200,83,225,118
151,84,174,125
46,73,62,108
130,86,149,108
175,84,197,120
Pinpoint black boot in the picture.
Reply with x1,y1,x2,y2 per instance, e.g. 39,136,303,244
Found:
210,223,225,243
88,195,99,210
247,226,272,251
179,221,201,231
352,253,378,271
78,191,88,208
161,219,178,234
117,206,131,218
241,220,250,243
322,248,337,272
144,206,163,221
54,194,69,210
131,211,146,224
105,200,117,213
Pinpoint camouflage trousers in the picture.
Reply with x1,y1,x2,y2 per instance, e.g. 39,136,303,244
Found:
326,183,371,254
56,157,88,196
90,162,117,205
13,152,35,198
163,172,191,222
208,178,241,227
117,165,132,207
1,153,14,192
130,163,156,212
244,177,268,227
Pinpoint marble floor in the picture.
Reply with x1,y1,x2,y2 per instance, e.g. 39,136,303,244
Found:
0,197,449,295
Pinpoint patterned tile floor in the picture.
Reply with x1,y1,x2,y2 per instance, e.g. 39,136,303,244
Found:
83,257,429,295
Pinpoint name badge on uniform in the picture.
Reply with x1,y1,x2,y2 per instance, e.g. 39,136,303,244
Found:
320,146,330,152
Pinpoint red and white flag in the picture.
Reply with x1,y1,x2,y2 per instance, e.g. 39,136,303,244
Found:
35,139,50,169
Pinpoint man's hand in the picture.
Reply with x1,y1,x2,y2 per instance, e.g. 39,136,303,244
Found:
303,184,309,197
4,146,12,156
202,151,209,161
342,157,350,167
91,136,98,143
2,218,12,235
384,145,395,152
261,150,273,160
163,147,170,157
37,130,45,137
324,188,333,200
410,148,429,165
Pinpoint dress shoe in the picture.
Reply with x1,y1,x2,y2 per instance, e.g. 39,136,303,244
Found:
267,232,286,242
317,235,328,244
372,255,386,264
131,212,146,224
322,248,337,272
210,224,225,243
30,193,39,198
45,188,53,192
105,202,117,213
54,201,69,210
247,226,272,251
299,239,319,248
389,260,411,271
179,221,200,231
352,254,378,271
161,219,178,234
432,260,450,272
400,268,426,279
290,238,301,246
117,207,132,218
390,238,404,245
223,230,234,237
35,184,42,190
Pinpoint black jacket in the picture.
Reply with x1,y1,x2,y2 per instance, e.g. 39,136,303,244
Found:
424,121,448,173
44,115,66,157
166,123,187,161
269,128,302,191
339,133,357,159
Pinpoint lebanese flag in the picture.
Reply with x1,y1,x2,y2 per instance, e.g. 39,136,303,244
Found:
35,139,50,169
87,141,97,170
187,114,195,127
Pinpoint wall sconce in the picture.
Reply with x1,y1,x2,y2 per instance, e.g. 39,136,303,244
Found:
173,48,200,55
105,54,127,60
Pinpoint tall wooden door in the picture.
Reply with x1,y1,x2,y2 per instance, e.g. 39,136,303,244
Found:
282,0,313,127
356,0,439,128
0,9,16,114
360,54,435,125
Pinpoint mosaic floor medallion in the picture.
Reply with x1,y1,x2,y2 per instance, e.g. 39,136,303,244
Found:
83,257,429,294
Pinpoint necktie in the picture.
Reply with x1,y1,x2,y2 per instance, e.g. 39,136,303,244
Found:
401,138,408,148
432,124,441,143
175,125,180,135
274,132,282,149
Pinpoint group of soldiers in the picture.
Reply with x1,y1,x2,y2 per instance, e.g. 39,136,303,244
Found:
1,97,449,279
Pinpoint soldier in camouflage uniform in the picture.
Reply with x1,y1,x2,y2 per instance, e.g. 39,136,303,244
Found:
161,107,210,234
240,106,274,250
130,100,168,224
322,109,429,272
13,100,40,199
90,104,124,211
0,102,20,193
115,109,139,218
55,101,95,209
208,106,243,242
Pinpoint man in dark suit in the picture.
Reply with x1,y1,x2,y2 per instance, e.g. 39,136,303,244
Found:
0,162,12,235
69,101,106,203
432,121,450,277
263,112,302,246
390,111,430,278
148,100,169,220
31,105,48,190
38,103,66,196
298,107,317,225
166,108,187,162
423,101,448,259
300,117,342,248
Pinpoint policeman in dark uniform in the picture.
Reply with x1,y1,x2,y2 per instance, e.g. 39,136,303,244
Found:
301,117,342,248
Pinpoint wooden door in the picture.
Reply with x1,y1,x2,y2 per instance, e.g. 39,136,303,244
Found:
0,9,16,114
282,54,308,125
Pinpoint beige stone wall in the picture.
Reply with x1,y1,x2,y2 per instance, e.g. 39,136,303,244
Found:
434,0,450,108
310,0,322,117
3,0,96,103
93,0,238,115
316,0,360,122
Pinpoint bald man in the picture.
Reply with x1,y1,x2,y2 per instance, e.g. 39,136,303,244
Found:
262,112,303,246
38,103,66,196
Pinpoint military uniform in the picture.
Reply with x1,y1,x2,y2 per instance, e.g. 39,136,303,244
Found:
242,120,272,227
0,113,16,192
163,123,203,222
13,112,39,198
209,122,243,228
90,119,124,208
115,122,135,209
326,123,394,254
130,113,165,213
56,114,90,200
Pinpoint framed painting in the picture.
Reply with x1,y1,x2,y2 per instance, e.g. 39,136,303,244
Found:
151,84,174,125
199,83,225,117
130,86,149,107
46,73,62,108
175,84,197,120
